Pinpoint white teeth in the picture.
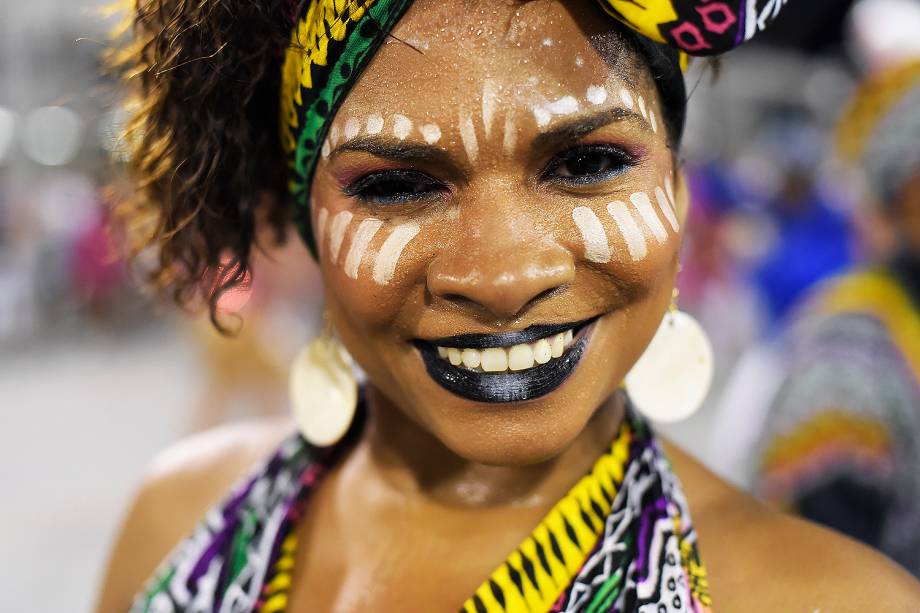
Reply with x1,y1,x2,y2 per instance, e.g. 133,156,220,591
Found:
551,333,565,358
481,348,509,372
508,344,535,371
434,328,578,373
448,348,463,366
461,348,481,369
534,339,552,364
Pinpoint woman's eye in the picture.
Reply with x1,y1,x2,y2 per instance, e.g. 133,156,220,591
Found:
544,145,636,185
343,170,446,205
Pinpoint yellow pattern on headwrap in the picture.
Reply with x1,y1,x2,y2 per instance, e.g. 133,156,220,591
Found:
600,0,679,45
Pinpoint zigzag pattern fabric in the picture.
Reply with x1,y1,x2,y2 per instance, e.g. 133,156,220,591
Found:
130,409,711,612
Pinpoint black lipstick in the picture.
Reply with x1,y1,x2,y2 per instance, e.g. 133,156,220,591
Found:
414,318,596,403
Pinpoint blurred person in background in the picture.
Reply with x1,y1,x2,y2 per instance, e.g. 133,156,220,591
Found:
754,58,920,578
93,1,920,612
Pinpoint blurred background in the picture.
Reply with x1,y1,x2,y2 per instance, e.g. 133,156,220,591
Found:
1,0,919,610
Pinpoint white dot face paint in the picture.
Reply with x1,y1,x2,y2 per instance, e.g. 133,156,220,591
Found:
373,223,421,285
655,186,680,232
315,207,329,259
393,115,412,140
482,79,498,139
575,55,585,68
607,202,648,261
542,38,554,47
366,114,384,135
546,96,579,116
637,95,648,120
572,207,611,263
420,123,442,145
630,192,668,243
502,113,517,154
344,117,360,141
533,106,552,128
619,89,634,110
344,218,383,279
586,85,607,106
459,113,478,163
328,211,353,264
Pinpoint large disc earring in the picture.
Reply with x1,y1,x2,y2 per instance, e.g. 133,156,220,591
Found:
289,317,358,447
625,292,714,423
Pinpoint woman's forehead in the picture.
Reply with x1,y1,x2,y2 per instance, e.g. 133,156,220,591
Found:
337,0,649,121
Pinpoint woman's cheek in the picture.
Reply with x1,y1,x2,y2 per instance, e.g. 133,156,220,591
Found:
568,173,682,275
313,205,428,327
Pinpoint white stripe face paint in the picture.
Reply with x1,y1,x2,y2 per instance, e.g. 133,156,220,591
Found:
321,140,331,159
637,95,648,120
420,123,441,145
630,192,668,243
459,112,478,163
649,110,658,134
329,125,340,148
572,207,611,263
315,208,329,259
607,202,648,261
655,186,680,232
665,175,676,209
366,114,384,135
344,218,383,279
393,115,412,140
328,211,353,264
344,117,360,141
502,113,517,154
482,79,498,139
586,85,607,106
547,96,579,115
373,222,421,285
619,88,634,110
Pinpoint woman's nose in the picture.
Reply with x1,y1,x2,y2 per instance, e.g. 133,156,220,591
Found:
427,240,576,320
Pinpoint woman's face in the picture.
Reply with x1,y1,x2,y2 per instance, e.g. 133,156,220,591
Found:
309,0,687,466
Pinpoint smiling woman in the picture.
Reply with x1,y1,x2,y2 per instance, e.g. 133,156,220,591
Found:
96,1,920,612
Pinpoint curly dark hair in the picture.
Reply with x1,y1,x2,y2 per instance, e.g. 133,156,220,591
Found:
111,0,687,331
110,0,296,330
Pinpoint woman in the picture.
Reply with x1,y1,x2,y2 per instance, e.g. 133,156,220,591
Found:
97,1,920,611
755,60,920,578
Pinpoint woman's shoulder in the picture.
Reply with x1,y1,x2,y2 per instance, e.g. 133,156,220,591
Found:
94,416,294,613
664,440,920,611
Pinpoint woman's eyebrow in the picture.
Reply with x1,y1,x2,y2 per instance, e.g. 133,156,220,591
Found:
330,136,456,167
531,106,651,151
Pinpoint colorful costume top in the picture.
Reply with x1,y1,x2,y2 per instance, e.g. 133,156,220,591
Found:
755,259,920,578
131,409,712,612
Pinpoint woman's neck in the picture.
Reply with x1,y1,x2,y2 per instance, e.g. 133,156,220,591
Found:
361,387,625,508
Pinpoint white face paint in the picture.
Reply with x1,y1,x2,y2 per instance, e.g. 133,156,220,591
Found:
366,114,384,135
459,112,478,163
607,202,648,261
373,223,421,285
393,114,413,140
655,186,680,232
575,54,585,68
533,106,552,128
637,95,648,120
328,210,353,264
586,85,607,106
315,207,329,258
630,192,668,244
329,125,340,148
546,95,579,116
502,112,517,154
344,218,383,279
420,123,442,145
321,140,331,159
572,207,611,263
665,175,676,208
344,117,360,141
619,88,634,111
649,109,658,134
482,79,498,139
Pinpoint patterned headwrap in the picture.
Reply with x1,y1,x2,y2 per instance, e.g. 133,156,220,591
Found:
281,0,790,255
836,60,920,208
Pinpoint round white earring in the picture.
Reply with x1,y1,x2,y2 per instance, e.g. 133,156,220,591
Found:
289,327,358,447
625,308,714,423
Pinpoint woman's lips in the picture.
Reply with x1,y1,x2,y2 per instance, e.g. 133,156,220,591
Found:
413,318,597,403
